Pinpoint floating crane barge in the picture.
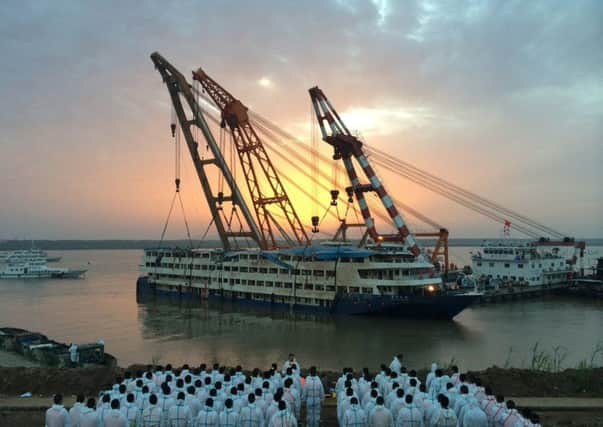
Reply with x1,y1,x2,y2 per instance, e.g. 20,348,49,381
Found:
137,53,582,318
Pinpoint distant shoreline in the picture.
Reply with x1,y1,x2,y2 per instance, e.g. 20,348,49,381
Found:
1,238,602,250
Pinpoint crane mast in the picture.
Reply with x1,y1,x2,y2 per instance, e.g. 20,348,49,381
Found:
309,86,421,257
192,68,309,250
150,52,262,250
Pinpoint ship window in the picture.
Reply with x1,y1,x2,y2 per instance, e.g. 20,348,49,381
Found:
489,263,495,267
349,286,360,293
340,257,351,263
279,269,289,275
302,269,311,276
477,262,482,267
304,283,313,290
231,267,238,272
504,263,510,268
202,265,208,271
248,280,255,286
249,254,258,260
281,255,291,261
326,270,335,278
266,281,273,287
241,279,247,285
249,267,257,273
194,265,200,270
259,268,267,273
352,258,364,263
240,267,248,273
295,283,302,289
315,285,324,291
234,279,240,284
202,253,209,258
313,270,324,277
224,266,230,271
257,281,264,286
362,287,372,293
284,282,292,288
518,264,524,268
269,268,277,274
326,285,336,292
275,282,283,288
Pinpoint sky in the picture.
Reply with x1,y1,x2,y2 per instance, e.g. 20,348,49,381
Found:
0,0,601,240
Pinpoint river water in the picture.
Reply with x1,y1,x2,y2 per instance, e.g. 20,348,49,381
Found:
0,249,601,371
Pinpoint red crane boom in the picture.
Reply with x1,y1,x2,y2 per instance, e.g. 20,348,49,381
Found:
192,68,309,250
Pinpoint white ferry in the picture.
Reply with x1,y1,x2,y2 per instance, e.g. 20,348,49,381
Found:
0,249,86,279
137,242,478,319
0,249,61,263
471,239,574,288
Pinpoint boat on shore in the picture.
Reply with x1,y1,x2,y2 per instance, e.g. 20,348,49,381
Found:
137,242,478,319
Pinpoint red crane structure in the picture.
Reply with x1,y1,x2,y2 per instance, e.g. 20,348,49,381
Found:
309,86,422,257
191,68,309,250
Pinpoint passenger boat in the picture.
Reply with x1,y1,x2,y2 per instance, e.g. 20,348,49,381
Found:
0,249,86,279
471,239,575,288
137,242,478,319
0,249,62,263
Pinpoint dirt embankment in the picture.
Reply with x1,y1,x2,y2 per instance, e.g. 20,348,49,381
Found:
0,365,602,398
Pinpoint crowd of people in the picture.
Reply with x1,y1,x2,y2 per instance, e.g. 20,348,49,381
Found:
44,353,541,427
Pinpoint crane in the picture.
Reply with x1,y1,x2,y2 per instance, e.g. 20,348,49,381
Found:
150,52,262,251
191,68,309,250
309,86,422,257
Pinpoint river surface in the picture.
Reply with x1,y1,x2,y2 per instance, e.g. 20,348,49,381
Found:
0,249,601,371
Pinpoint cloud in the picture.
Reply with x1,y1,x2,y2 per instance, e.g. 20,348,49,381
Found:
0,0,601,239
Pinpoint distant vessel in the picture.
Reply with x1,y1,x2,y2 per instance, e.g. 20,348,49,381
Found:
471,239,576,288
0,249,62,263
0,249,86,279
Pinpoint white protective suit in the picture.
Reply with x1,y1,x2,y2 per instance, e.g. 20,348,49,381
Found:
395,404,423,427
120,402,141,427
368,404,394,427
425,364,437,391
69,401,84,426
141,404,162,427
302,374,325,427
342,404,368,427
79,407,100,427
461,400,488,427
102,408,128,427
389,357,402,375
268,409,298,427
218,407,239,427
238,403,264,427
196,406,219,427
430,408,458,427
45,404,70,427
168,400,193,427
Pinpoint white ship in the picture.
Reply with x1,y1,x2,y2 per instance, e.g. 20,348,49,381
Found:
139,242,477,318
0,249,61,263
0,249,86,279
471,239,577,288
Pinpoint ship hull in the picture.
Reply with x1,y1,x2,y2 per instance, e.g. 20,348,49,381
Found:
136,276,476,319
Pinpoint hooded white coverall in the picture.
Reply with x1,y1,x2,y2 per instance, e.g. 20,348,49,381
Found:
45,404,70,427
368,404,394,427
425,364,437,391
168,400,193,427
69,402,84,426
78,407,100,427
218,407,239,427
141,404,162,427
268,409,297,427
102,409,128,427
389,357,402,375
302,375,324,427
430,408,458,427
395,404,424,427
343,404,368,427
196,406,219,427
121,402,141,427
239,403,264,427
461,401,487,427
